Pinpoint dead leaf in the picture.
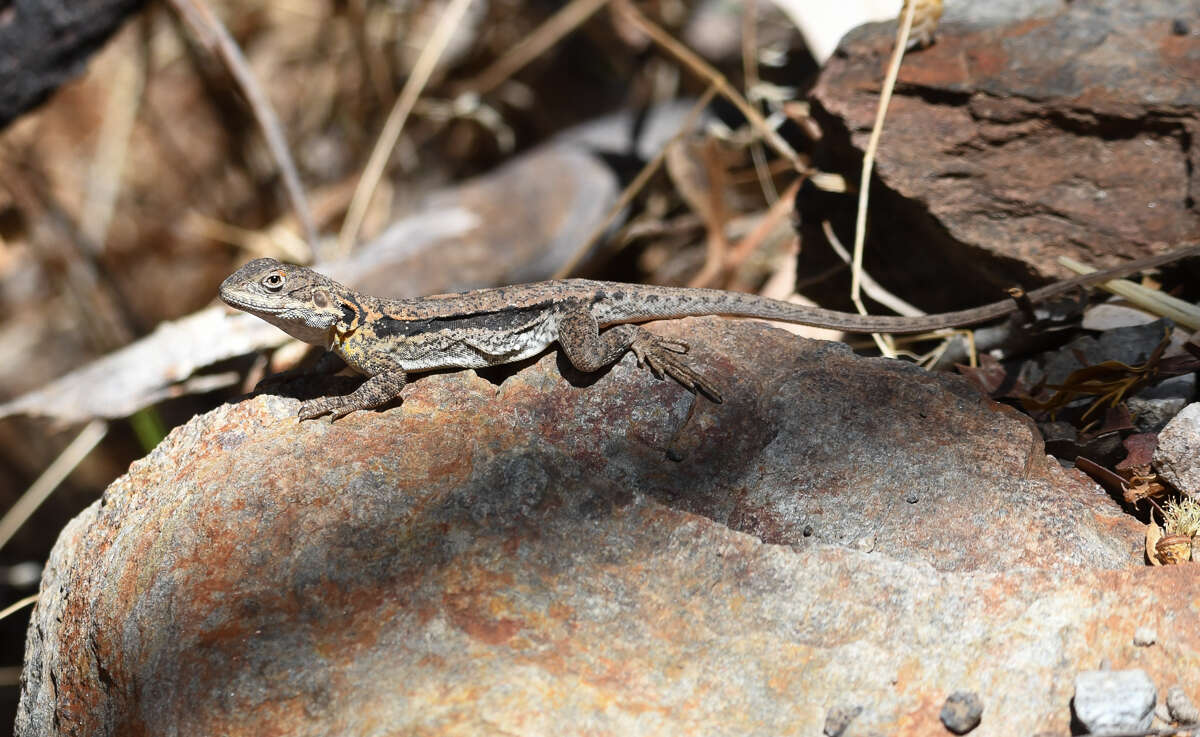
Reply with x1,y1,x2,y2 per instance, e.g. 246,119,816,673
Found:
1146,522,1164,566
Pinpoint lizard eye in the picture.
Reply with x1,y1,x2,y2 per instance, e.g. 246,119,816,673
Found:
261,273,285,291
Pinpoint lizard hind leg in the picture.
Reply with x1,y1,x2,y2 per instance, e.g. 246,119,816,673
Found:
557,308,723,403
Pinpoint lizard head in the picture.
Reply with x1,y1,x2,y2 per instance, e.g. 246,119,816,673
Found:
219,258,357,346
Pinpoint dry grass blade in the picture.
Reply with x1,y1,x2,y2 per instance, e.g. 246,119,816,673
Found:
80,28,145,251
739,0,777,204
1058,255,1200,330
462,0,612,95
721,178,800,284
336,0,477,258
614,1,799,168
552,84,719,279
167,0,318,257
822,220,924,318
0,420,108,552
850,0,918,357
0,593,39,624
676,140,731,289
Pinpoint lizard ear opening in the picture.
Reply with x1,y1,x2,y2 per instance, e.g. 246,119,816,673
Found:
313,289,329,308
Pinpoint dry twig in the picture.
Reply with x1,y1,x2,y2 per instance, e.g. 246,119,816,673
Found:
614,1,799,168
167,0,319,255
551,85,719,279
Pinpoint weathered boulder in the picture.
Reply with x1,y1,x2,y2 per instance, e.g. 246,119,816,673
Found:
804,0,1200,307
17,319,1196,736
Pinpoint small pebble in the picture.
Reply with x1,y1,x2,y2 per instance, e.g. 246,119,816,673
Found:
940,691,983,734
1172,18,1190,35
803,525,814,537
852,534,876,553
905,493,919,504
1133,627,1157,647
823,704,862,737
1073,669,1156,735
1167,685,1200,725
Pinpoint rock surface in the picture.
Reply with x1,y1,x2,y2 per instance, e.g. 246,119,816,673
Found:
1167,684,1200,725
805,0,1200,305
1072,669,1157,735
16,320,1198,736
1154,402,1200,496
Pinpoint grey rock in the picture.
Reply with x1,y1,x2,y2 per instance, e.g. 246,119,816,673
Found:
1130,375,1196,433
1041,321,1173,387
14,321,1191,737
1073,669,1156,735
1167,685,1200,725
1154,403,1200,496
940,691,983,734
1082,303,1161,331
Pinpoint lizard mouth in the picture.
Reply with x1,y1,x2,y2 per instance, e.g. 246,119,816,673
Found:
218,291,286,314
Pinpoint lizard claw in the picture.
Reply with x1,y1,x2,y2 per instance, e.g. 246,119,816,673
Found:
297,399,334,421
631,333,722,403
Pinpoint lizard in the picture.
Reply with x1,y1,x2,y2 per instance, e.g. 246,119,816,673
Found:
219,245,1199,420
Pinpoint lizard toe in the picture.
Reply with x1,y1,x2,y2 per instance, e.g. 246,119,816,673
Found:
636,343,723,403
297,399,334,421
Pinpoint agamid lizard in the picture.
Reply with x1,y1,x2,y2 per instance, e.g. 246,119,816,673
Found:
219,246,1199,420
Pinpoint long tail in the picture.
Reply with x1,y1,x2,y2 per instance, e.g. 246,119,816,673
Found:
597,242,1200,334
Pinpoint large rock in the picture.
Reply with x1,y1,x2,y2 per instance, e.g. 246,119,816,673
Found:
804,0,1200,308
17,319,1195,736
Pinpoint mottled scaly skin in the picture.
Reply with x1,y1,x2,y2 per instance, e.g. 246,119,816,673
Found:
218,246,1200,419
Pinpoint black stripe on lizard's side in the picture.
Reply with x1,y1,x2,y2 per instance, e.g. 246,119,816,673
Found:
373,301,559,338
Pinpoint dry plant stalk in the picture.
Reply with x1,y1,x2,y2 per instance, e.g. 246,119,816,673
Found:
849,0,919,358
337,0,477,258
552,85,720,279
612,0,799,167
461,0,612,95
166,0,318,255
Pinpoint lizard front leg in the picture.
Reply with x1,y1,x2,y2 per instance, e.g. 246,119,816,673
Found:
557,308,723,402
296,346,409,420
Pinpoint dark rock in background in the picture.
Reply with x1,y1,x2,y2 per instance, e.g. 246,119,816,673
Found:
801,0,1200,311
0,0,147,128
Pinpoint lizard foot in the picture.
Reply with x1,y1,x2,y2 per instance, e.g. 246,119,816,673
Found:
296,397,344,421
630,333,723,403
295,370,408,420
